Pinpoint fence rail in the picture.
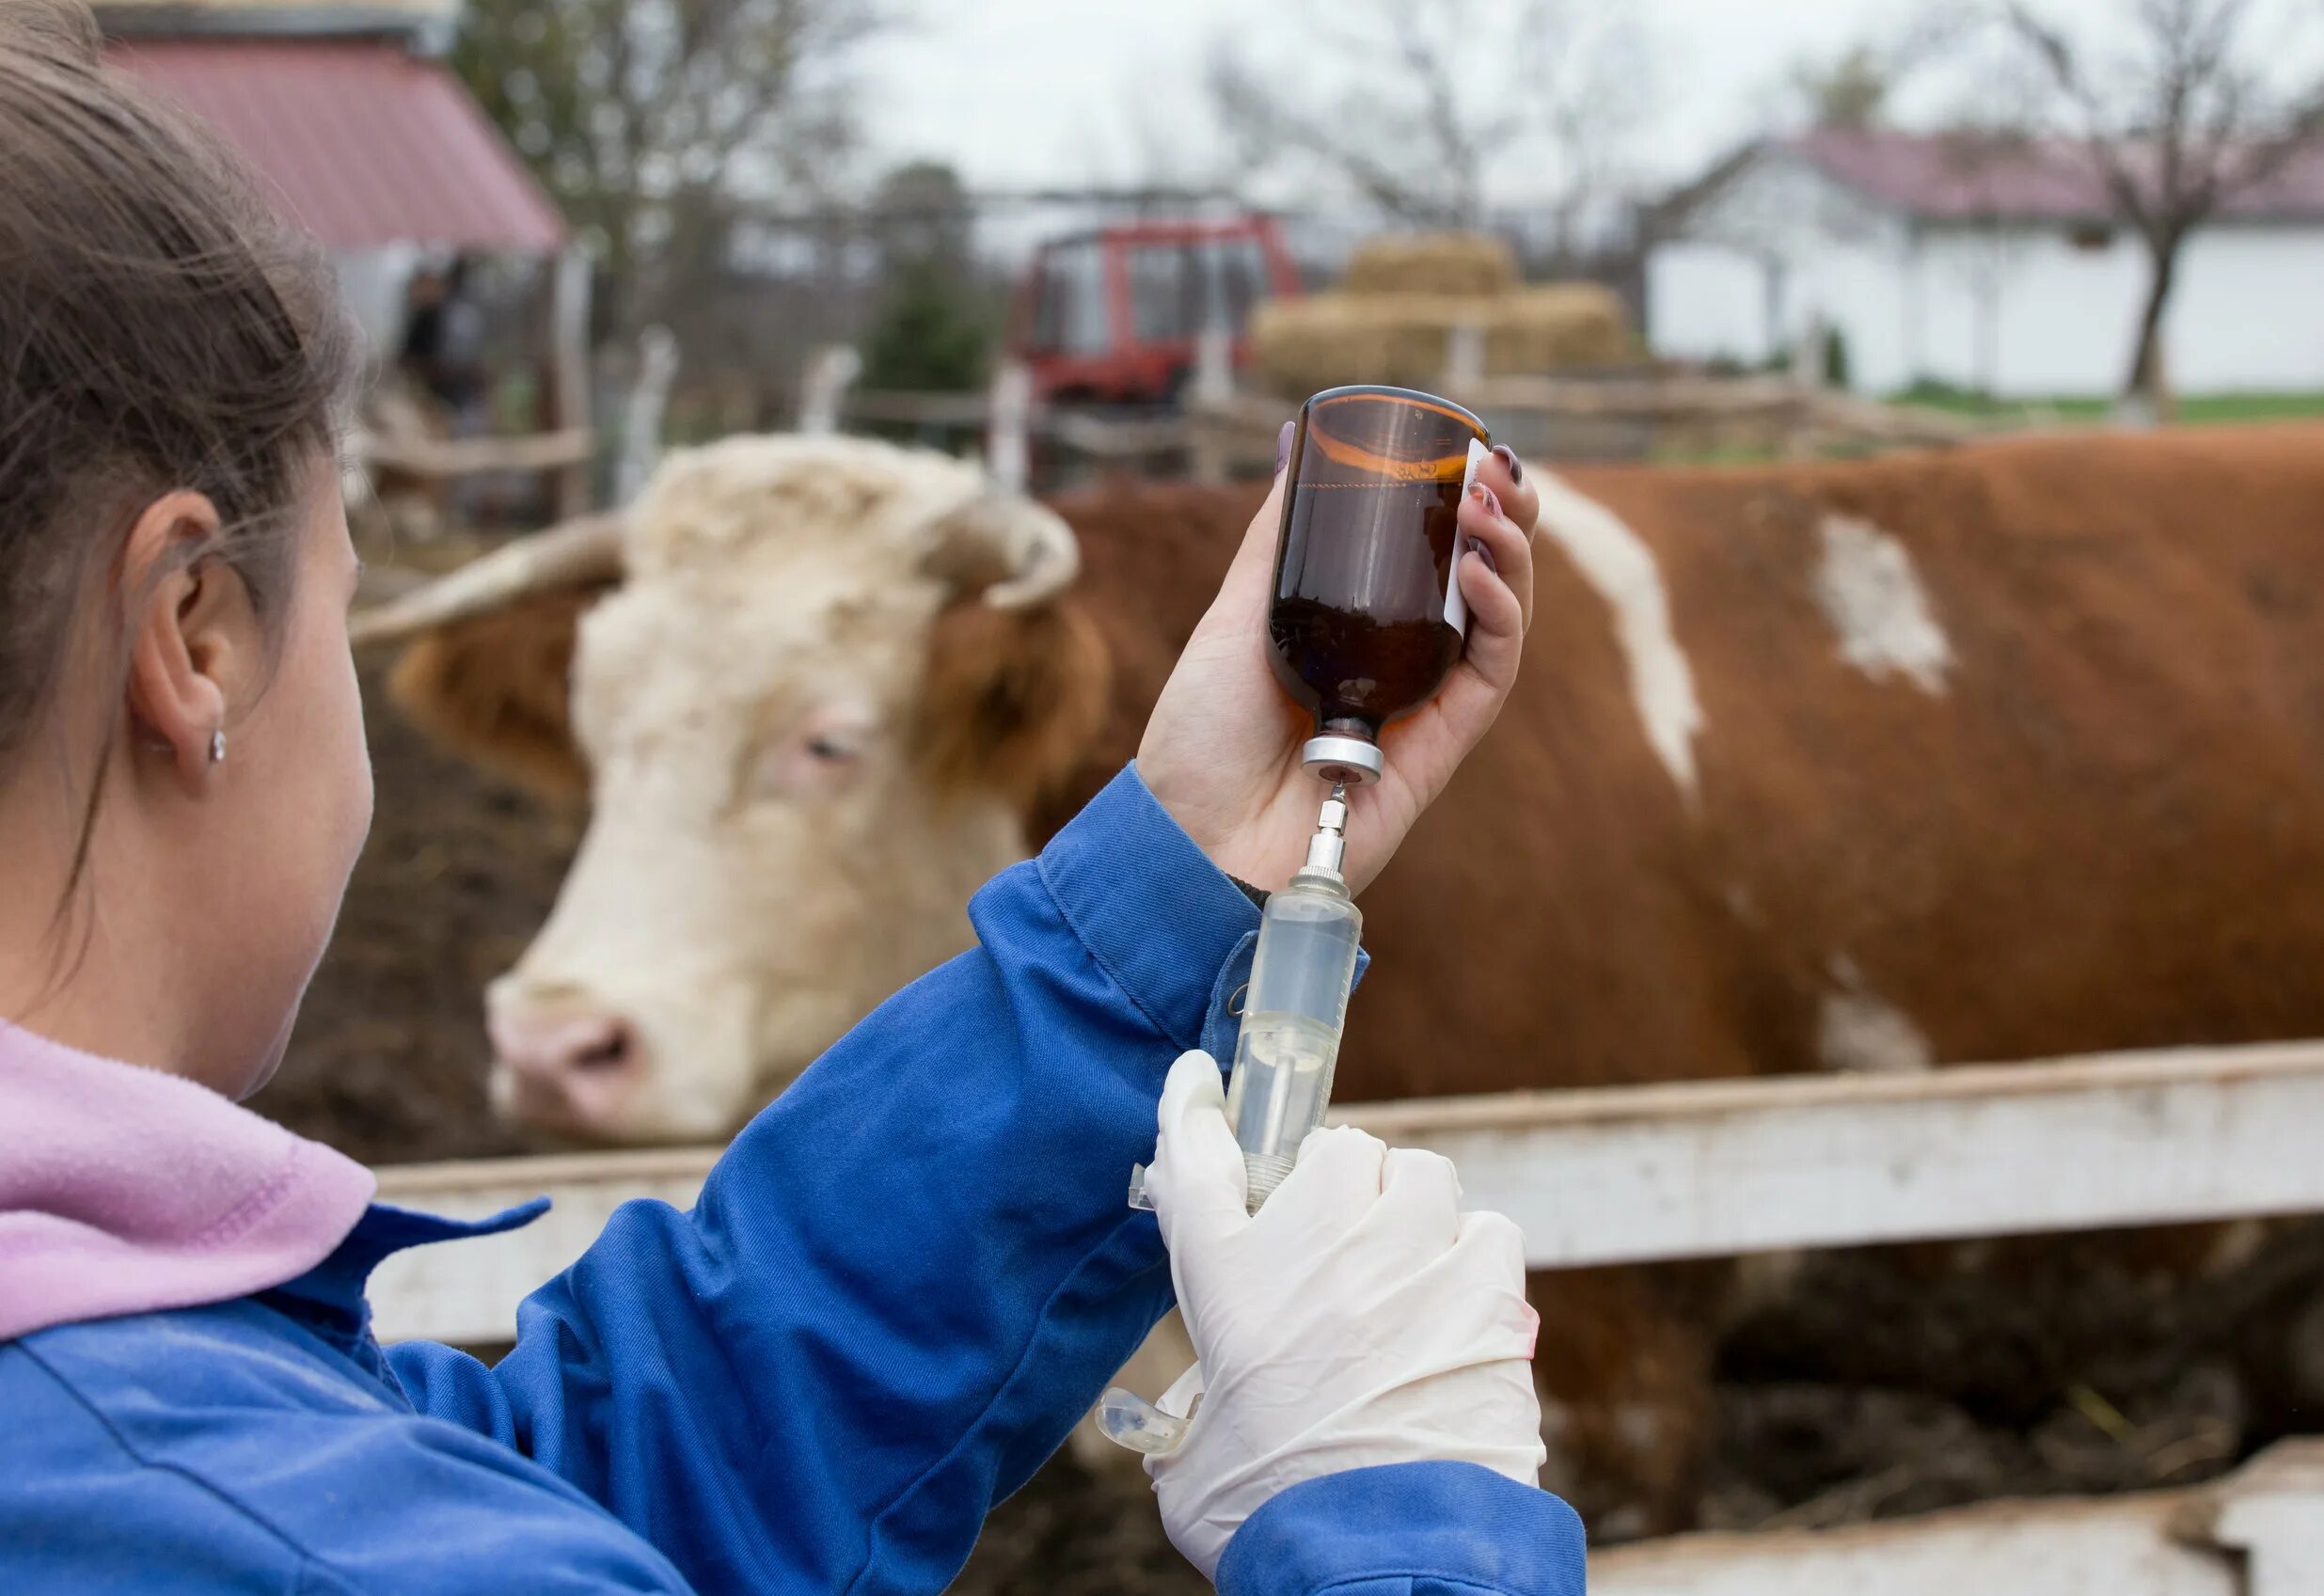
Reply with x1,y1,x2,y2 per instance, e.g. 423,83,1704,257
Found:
370,1037,2324,1347
364,1038,2324,1591
788,337,1994,494
1592,1438,2324,1596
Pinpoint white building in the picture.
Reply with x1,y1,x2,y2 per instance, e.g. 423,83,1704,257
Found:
1647,129,2324,399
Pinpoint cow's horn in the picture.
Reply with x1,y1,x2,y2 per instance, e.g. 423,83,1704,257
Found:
348,512,626,647
928,496,1079,611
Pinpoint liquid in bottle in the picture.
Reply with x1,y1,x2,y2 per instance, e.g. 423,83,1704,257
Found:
1270,386,1490,782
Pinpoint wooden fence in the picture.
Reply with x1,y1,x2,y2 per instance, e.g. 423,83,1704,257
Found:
790,335,1986,494
372,1037,2324,1342
363,1036,2324,1590
364,1037,2324,1589
1594,1438,2324,1596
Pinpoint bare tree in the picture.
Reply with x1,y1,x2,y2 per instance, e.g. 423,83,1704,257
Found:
455,0,883,336
1207,0,1652,253
1794,45,1895,132
2003,0,2324,401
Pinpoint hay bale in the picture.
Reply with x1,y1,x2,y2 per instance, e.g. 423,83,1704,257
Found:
1494,283,1637,372
1341,232,1518,297
1250,283,1637,398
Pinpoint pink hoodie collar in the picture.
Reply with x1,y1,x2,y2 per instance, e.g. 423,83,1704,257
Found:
0,1023,376,1342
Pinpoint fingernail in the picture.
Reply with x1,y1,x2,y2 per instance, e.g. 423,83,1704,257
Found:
1480,486,1502,518
1275,421,1294,477
1467,535,1498,574
1493,444,1523,483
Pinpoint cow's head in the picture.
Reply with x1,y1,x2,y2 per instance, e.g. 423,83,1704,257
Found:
353,436,1110,1142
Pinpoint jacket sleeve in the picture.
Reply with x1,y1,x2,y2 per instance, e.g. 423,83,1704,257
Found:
386,765,1261,1596
1217,1464,1589,1596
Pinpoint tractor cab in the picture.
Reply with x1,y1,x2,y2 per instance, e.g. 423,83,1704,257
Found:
1007,216,1303,409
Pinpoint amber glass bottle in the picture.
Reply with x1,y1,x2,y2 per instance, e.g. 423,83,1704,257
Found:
1269,385,1490,783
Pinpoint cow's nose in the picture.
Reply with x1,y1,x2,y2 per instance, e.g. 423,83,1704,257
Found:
488,1007,644,1130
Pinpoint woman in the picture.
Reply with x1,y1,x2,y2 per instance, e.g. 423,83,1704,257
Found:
0,6,1576,1591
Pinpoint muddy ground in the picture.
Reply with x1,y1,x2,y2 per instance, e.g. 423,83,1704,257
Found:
269,655,2324,1591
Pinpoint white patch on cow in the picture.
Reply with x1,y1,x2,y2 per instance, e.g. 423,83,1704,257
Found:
1816,964,1937,1075
1533,471,1705,798
1812,513,1952,694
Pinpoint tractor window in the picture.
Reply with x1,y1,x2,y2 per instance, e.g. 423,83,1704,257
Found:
1219,237,1274,332
1032,241,1110,356
1129,244,1192,344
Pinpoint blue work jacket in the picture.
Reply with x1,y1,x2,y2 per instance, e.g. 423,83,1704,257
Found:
0,766,1585,1593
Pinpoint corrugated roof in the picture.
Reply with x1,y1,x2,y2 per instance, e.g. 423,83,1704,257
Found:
100,0,449,11
1789,127,2324,225
107,39,565,253
96,1,451,24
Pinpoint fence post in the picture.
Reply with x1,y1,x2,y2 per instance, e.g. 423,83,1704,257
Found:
1444,322,1486,396
2210,1446,2324,1596
613,326,678,507
798,345,862,437
545,245,594,518
987,360,1033,493
1187,327,1236,483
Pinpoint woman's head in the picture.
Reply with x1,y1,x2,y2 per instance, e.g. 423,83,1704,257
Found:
0,0,369,1095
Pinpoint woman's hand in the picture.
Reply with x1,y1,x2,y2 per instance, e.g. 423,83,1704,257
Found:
1137,435,1538,893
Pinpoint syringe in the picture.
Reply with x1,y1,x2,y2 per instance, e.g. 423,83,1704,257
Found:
1108,785,1364,1454
1220,785,1363,1209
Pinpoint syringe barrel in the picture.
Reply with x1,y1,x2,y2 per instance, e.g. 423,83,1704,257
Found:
1224,868,1363,1211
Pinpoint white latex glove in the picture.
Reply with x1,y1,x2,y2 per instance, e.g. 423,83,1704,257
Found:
1140,1050,1547,1577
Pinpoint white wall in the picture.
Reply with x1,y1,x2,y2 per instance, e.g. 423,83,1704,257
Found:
1647,156,1919,392
333,245,421,361
1905,225,2324,396
1648,242,1776,366
1648,152,2324,397
2168,228,2324,391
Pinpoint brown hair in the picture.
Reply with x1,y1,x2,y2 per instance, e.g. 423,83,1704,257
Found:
0,1,359,918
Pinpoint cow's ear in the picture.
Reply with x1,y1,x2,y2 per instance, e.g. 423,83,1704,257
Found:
917,593,1111,816
385,583,610,803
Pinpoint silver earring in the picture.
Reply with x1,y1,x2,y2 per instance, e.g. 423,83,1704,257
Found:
209,728,227,765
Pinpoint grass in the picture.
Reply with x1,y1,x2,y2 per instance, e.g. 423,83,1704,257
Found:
1889,381,2324,427
1649,384,2324,466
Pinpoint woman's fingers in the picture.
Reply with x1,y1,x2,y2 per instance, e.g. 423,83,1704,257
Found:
1458,478,1534,632
1457,548,1524,692
1478,445,1540,545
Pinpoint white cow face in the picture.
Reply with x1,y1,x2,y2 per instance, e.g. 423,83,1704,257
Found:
483,435,1091,1143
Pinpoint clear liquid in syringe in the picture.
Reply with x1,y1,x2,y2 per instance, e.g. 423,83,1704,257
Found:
1227,1011,1340,1205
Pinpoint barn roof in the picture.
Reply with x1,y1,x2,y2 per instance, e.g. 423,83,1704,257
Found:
94,1,453,40
1786,127,2324,226
106,39,566,254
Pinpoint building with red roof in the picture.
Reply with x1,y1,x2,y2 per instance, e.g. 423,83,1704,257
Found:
95,0,572,354
1648,128,2324,398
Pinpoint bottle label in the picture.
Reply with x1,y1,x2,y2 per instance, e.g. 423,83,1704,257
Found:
1447,438,1488,638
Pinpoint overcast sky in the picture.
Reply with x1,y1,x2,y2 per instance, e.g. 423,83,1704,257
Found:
847,0,2324,203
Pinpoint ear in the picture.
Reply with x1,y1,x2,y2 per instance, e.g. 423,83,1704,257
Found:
121,491,242,786
385,582,611,802
917,593,1111,816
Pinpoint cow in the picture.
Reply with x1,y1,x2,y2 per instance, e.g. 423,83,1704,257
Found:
352,423,2324,1535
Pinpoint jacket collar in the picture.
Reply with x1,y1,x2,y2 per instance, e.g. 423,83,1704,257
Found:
261,1198,550,1367
0,1022,379,1340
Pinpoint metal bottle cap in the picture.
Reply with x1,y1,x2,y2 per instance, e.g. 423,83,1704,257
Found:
1301,734,1383,785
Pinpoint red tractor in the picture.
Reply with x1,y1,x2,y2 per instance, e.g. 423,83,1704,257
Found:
1005,215,1304,409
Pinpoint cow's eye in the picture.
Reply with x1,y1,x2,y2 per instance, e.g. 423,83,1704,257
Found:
744,711,877,805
